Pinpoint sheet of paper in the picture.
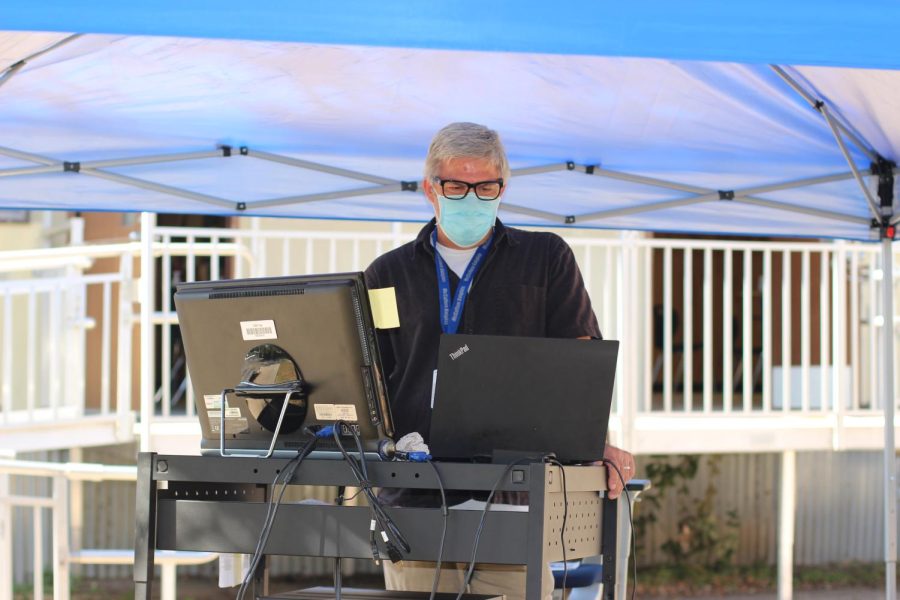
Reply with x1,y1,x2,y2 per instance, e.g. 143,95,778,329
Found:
448,499,529,512
368,287,400,329
218,553,250,587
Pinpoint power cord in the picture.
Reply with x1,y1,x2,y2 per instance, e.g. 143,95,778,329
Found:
545,458,569,593
328,422,411,561
601,459,637,600
236,430,319,600
426,460,448,600
455,458,535,600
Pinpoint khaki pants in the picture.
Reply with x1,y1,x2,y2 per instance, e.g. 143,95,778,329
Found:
383,560,554,600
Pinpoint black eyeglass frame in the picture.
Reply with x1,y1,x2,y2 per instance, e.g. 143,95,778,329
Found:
432,177,505,201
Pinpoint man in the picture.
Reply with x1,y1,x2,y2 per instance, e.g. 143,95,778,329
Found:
364,122,635,599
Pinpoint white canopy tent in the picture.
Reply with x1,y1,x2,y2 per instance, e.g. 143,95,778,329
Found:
3,1,899,596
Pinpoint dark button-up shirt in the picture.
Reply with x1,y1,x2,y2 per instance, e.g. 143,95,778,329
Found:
364,218,601,505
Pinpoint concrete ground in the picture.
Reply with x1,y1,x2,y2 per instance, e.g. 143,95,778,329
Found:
644,590,882,600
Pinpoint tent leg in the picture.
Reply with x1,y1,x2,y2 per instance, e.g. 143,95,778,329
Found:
882,237,897,600
778,450,796,600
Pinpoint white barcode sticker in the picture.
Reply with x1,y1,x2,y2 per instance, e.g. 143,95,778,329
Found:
240,319,277,341
314,403,358,422
204,394,226,410
205,395,241,418
208,408,242,419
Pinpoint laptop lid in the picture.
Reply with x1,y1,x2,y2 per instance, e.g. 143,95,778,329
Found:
174,273,393,457
429,334,618,463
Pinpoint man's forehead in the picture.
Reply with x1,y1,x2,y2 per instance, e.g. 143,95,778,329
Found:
437,156,500,177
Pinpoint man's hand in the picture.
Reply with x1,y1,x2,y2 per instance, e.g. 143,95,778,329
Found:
599,443,635,500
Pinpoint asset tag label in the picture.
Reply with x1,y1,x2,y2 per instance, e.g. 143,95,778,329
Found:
240,319,277,341
205,395,241,418
314,403,358,422
207,408,242,419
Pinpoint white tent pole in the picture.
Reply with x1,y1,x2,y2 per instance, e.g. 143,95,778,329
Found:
578,194,716,221
770,65,880,164
593,167,710,194
499,202,567,223
0,164,60,177
511,163,572,177
249,149,398,185
0,145,236,207
577,191,867,226
594,166,860,196
0,145,58,165
249,182,411,209
0,34,82,90
734,197,871,226
0,150,227,178
80,150,225,169
882,236,897,600
581,168,870,224
819,104,882,220
83,169,235,208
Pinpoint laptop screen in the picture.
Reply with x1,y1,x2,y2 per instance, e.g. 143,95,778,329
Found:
429,334,618,463
174,273,393,457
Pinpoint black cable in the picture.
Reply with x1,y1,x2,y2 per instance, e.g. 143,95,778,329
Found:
602,459,637,600
456,458,535,600
237,447,308,600
546,458,569,594
331,422,411,556
427,460,448,600
334,557,342,600
236,433,317,600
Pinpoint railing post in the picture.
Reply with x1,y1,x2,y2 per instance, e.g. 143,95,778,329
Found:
161,564,177,600
62,267,87,416
616,232,639,448
777,450,796,600
0,473,12,600
68,448,83,579
52,474,70,600
33,505,44,600
832,244,848,449
140,212,156,452
64,217,87,415
116,251,135,441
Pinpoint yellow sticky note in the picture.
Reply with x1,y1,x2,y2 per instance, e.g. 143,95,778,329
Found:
368,287,400,329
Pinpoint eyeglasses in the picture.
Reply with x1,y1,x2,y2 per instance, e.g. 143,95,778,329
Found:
432,177,504,201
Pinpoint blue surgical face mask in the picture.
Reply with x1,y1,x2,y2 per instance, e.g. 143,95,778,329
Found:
437,192,500,248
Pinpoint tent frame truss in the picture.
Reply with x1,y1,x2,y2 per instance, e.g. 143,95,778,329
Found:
0,144,884,233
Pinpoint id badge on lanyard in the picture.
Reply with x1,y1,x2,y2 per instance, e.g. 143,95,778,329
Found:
433,229,493,335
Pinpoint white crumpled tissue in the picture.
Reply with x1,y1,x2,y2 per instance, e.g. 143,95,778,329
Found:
395,432,429,454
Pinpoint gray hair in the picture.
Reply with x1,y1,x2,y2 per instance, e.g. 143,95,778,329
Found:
424,122,511,182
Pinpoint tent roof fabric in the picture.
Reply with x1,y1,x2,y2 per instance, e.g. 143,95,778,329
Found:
8,0,900,70
1,5,899,240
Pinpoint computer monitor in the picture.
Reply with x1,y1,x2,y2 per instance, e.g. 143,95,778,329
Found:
174,272,394,457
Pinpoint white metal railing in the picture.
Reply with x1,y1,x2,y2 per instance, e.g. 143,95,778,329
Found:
2,220,899,450
0,248,133,435
142,223,900,435
0,238,252,451
0,458,214,600
628,238,890,417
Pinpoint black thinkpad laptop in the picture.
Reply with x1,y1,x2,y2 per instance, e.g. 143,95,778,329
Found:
429,334,618,463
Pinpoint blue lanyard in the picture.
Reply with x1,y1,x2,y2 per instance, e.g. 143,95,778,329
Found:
433,229,493,334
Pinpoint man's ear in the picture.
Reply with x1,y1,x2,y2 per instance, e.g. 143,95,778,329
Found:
423,179,439,214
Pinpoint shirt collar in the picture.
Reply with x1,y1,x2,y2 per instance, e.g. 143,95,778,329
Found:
411,218,516,259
